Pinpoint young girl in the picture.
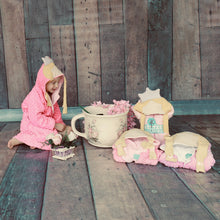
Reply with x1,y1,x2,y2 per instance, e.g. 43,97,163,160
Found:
8,56,71,150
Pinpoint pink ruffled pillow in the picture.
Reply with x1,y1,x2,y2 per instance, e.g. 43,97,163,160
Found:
159,147,215,172
158,132,215,173
112,129,162,165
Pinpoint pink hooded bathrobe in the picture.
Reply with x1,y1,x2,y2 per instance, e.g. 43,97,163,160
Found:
13,57,67,150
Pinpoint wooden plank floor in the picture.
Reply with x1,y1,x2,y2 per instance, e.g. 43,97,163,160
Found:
0,115,220,220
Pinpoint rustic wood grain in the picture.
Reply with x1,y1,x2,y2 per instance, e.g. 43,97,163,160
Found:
0,123,6,131
0,0,219,109
50,25,78,107
0,13,8,108
148,0,173,100
98,0,123,25
74,0,101,105
1,0,30,108
47,0,73,25
125,0,148,103
148,31,172,99
47,0,77,107
0,123,20,183
171,100,220,115
199,0,220,28
128,164,216,220
42,145,96,219
199,0,220,98
0,145,49,219
23,0,51,88
172,0,201,100
26,39,51,88
100,24,125,103
24,0,49,39
172,168,220,219
83,141,154,220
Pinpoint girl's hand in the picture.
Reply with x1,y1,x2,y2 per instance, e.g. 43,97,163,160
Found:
58,125,72,136
55,123,66,132
64,125,72,135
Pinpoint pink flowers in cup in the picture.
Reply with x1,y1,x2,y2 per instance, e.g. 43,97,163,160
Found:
92,99,136,130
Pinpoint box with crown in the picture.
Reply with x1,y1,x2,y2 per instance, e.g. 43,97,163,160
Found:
132,88,174,145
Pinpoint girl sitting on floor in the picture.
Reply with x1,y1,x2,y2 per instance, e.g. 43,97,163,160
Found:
8,56,71,150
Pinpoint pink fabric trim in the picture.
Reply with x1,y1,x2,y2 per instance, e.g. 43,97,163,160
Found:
159,147,215,172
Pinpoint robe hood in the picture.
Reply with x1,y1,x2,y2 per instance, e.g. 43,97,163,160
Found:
35,56,67,114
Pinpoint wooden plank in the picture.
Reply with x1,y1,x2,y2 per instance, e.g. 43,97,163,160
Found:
24,0,51,89
199,1,220,99
100,24,125,103
98,0,124,103
0,109,23,122
98,0,123,25
47,0,73,25
172,169,220,219
200,33,220,98
42,144,96,219
148,0,172,31
74,0,101,105
0,12,8,109
0,123,6,131
47,0,77,107
26,39,51,89
128,163,216,220
0,145,49,219
199,0,220,28
0,123,20,183
0,107,82,122
83,141,154,219
170,100,220,115
23,0,49,39
50,25,78,107
1,0,30,108
172,0,201,100
125,0,148,103
147,0,172,100
148,31,172,100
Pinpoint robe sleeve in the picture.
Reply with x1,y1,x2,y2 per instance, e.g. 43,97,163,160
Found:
24,93,56,130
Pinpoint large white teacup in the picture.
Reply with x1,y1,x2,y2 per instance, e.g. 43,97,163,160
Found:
71,105,128,148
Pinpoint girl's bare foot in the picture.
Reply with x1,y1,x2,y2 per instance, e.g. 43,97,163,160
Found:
7,138,23,149
30,146,36,149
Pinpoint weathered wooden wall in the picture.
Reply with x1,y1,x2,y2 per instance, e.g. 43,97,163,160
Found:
0,0,219,109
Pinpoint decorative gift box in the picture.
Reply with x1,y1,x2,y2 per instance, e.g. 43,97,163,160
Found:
132,88,174,144
51,146,76,161
45,131,78,160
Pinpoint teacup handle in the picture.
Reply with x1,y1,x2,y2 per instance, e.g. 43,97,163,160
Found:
71,113,87,139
